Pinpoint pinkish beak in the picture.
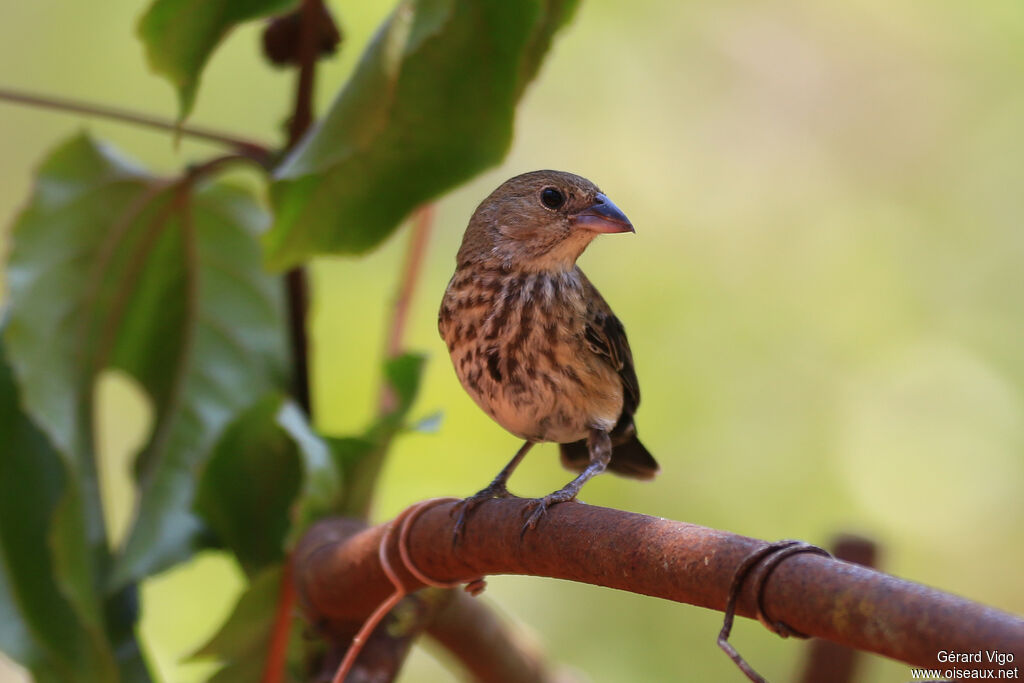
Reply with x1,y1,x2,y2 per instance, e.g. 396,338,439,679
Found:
571,193,635,234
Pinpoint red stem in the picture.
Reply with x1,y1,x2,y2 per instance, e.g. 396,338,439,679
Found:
262,562,297,683
386,205,435,360
378,204,435,415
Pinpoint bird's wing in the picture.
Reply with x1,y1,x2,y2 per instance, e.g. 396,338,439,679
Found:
579,271,640,416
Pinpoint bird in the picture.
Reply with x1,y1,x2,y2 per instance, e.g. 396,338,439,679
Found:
438,170,658,536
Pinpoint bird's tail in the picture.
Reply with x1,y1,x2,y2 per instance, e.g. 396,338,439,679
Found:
560,432,659,480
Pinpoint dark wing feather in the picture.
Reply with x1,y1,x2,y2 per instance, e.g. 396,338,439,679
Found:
563,272,658,478
579,272,640,417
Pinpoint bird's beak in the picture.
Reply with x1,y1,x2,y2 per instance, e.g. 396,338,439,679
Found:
571,193,635,234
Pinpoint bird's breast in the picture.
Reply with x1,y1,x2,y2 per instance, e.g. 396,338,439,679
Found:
439,267,622,442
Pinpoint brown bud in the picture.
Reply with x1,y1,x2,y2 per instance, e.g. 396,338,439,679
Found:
261,3,342,67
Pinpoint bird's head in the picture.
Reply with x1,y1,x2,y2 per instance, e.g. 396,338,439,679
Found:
457,170,634,272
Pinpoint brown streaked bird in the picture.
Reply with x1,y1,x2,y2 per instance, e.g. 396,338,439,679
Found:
439,170,658,534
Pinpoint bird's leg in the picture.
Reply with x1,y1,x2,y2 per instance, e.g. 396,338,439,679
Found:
470,440,534,500
522,428,612,534
452,441,534,545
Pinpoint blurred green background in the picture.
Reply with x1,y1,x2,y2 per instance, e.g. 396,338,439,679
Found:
2,0,1023,681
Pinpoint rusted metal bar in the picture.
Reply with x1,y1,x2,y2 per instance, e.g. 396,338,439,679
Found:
797,534,879,683
295,499,1024,674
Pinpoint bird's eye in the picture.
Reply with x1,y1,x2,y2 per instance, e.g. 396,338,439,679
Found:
540,187,566,210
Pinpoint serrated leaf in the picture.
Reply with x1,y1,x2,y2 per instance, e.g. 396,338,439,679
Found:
194,394,341,575
4,134,288,589
264,0,580,268
0,326,121,681
138,0,299,119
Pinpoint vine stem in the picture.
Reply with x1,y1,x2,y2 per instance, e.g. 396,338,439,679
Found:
379,204,436,414
261,561,297,683
287,0,321,148
281,0,323,418
265,2,326,682
386,204,435,361
338,203,437,521
0,86,272,165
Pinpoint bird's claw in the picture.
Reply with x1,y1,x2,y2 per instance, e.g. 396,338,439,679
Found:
520,499,550,537
451,484,513,547
520,491,580,537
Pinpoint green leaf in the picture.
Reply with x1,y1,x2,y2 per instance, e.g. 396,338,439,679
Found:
276,400,342,543
138,0,299,119
264,0,580,268
195,565,302,683
194,394,341,575
194,397,300,575
325,435,376,471
0,556,34,672
0,327,120,681
384,353,427,418
4,134,288,588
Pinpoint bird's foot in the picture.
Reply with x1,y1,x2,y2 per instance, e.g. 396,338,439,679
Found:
451,483,514,546
521,489,579,537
